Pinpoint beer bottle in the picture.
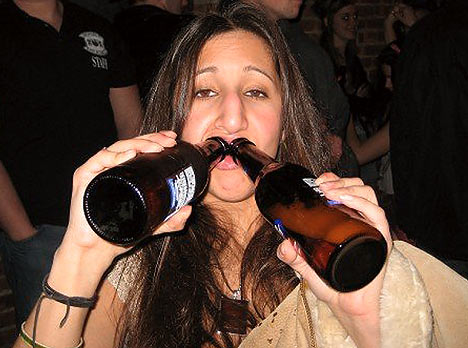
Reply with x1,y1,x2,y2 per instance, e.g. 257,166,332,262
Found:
83,137,228,245
230,138,387,292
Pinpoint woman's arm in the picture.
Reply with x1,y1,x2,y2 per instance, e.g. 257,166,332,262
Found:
346,120,390,165
0,161,36,241
384,9,399,44
12,132,191,348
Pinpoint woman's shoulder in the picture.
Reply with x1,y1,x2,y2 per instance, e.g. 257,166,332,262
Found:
394,241,468,348
106,249,142,302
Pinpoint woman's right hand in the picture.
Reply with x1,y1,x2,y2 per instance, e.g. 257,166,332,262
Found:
387,4,418,28
58,131,192,272
385,5,400,26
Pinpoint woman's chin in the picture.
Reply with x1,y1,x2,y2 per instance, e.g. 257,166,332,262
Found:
206,170,255,204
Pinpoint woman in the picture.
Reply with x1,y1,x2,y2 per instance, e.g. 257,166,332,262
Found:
313,0,386,190
313,0,369,103
14,3,468,348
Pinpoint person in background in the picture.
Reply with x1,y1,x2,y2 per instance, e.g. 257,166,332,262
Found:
217,0,359,178
384,0,434,48
390,0,468,279
66,0,129,20
314,0,368,101
12,4,468,348
346,45,399,225
314,0,384,189
0,0,142,329
114,0,194,100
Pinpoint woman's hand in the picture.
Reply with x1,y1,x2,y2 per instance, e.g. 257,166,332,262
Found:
277,172,392,348
389,4,418,28
385,5,400,27
60,131,192,270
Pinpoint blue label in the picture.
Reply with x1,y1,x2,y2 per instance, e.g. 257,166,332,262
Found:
273,219,288,239
166,178,177,211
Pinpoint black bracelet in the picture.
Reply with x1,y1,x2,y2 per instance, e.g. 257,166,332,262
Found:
30,274,97,347
41,273,98,327
42,273,97,307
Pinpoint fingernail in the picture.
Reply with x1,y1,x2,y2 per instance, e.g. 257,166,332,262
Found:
142,144,163,153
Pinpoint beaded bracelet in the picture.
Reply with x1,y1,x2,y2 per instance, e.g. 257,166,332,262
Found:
20,322,83,348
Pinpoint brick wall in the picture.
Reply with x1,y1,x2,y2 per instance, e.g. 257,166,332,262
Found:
0,0,394,343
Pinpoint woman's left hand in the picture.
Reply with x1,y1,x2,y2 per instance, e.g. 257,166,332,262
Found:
392,4,418,27
277,172,392,347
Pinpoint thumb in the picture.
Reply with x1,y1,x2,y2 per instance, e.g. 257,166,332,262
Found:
154,205,192,235
277,239,334,299
277,239,314,278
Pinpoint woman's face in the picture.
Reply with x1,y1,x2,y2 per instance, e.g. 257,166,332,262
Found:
181,30,283,204
332,4,358,42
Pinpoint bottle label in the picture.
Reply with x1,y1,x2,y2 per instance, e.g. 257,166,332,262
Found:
302,177,323,196
302,177,340,206
165,165,196,220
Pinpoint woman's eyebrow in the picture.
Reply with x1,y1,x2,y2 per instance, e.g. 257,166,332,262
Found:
244,65,274,82
195,65,274,82
196,66,217,76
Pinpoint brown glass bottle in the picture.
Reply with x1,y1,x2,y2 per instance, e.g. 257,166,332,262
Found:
230,138,387,292
83,137,228,245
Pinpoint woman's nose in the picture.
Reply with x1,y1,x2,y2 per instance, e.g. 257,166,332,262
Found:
215,92,248,134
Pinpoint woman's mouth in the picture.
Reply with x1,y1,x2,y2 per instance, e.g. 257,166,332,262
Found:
216,155,240,170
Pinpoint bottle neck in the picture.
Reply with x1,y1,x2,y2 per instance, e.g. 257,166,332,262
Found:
197,137,229,170
230,138,277,182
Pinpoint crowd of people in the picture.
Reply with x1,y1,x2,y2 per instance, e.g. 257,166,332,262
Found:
1,0,467,347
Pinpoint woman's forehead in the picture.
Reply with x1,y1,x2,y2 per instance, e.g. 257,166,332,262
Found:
196,30,276,73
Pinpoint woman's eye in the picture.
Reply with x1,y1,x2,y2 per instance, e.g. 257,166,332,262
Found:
342,15,349,21
195,89,217,98
245,89,267,99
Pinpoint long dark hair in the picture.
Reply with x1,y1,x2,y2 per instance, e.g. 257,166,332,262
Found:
314,0,354,65
117,3,332,348
313,0,368,95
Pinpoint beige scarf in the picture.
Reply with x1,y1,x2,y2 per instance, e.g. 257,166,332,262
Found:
240,241,468,348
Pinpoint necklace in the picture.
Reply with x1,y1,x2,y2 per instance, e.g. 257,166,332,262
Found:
218,278,251,335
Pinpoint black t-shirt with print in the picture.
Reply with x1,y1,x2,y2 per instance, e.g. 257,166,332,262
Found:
0,0,136,226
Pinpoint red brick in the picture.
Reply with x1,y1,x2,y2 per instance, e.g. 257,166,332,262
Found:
357,4,380,17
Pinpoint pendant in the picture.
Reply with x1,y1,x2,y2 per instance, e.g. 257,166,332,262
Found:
218,295,249,335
